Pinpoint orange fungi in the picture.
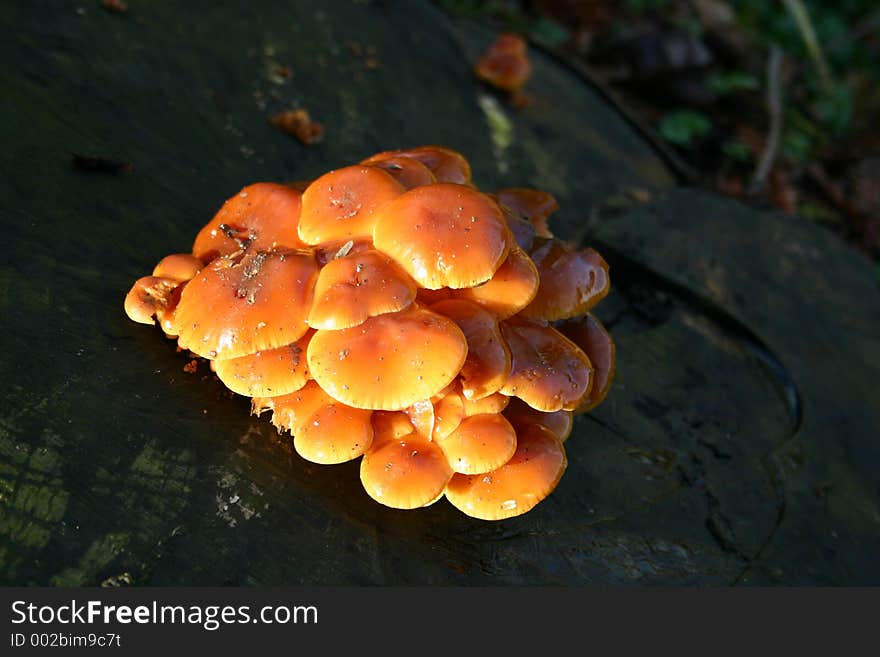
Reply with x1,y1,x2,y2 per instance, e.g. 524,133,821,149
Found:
192,183,307,262
557,313,616,413
521,242,610,321
213,332,313,397
504,397,574,443
445,423,566,520
307,248,417,330
174,249,318,359
298,166,404,245
360,431,453,509
373,183,511,289
474,33,532,95
362,146,471,185
307,306,467,411
436,413,517,475
254,381,372,464
496,188,558,239
499,317,594,412
452,245,539,318
429,298,511,400
123,145,614,520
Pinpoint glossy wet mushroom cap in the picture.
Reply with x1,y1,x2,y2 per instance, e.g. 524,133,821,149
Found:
362,145,472,185
557,313,616,413
452,244,539,319
474,33,532,93
124,276,180,326
307,248,417,330
436,413,517,475
307,305,468,411
496,188,557,239
173,248,318,359
373,183,512,289
430,298,511,400
297,165,405,245
360,431,453,509
445,422,566,520
499,317,594,412
213,331,313,397
504,397,574,442
364,155,437,189
521,242,610,321
192,183,307,261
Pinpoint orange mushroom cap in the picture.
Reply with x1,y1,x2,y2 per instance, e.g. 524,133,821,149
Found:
307,305,468,411
445,422,566,520
504,397,574,442
371,411,418,446
297,165,405,245
362,145,472,185
192,183,308,262
461,390,510,417
307,248,417,330
373,183,512,289
436,413,517,475
496,188,558,239
173,249,318,359
152,253,203,282
124,275,180,326
499,317,594,412
432,384,466,441
521,241,610,321
556,313,616,414
360,431,453,509
253,380,372,464
474,33,532,93
365,155,437,189
429,298,511,400
452,244,539,319
213,331,313,397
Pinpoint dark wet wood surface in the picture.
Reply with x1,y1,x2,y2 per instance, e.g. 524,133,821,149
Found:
1,1,877,585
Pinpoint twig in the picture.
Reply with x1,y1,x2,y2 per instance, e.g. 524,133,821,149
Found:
750,47,784,194
781,0,833,91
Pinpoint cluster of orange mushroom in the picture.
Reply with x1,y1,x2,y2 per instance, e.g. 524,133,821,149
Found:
124,146,615,520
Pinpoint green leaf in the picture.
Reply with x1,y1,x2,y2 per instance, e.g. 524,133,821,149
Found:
721,140,753,164
707,71,760,95
658,110,712,146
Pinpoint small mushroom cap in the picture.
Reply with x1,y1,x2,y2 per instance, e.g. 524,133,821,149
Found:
461,390,510,416
437,413,517,475
307,248,417,330
124,276,180,325
371,411,418,445
495,188,557,239
253,379,328,434
445,422,566,520
373,183,512,289
307,306,468,411
499,317,594,412
192,183,307,261
360,431,453,509
452,245,539,318
152,253,203,282
297,165,405,245
504,397,573,442
557,313,616,413
294,401,374,465
254,380,373,464
429,298,511,400
362,146,472,185
365,155,437,189
521,242,610,321
174,249,318,359
432,385,466,440
474,33,532,93
213,332,312,397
